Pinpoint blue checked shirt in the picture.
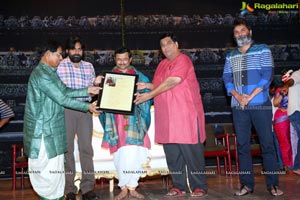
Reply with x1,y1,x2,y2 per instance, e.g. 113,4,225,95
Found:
223,43,274,107
57,57,95,102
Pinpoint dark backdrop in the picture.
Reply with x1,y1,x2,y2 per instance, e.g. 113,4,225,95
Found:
0,0,299,178
1,0,300,130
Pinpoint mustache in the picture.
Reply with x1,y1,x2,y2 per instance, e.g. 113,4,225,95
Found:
69,54,83,63
237,35,249,40
70,54,82,57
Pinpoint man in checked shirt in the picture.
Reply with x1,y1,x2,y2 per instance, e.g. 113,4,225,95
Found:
57,36,101,200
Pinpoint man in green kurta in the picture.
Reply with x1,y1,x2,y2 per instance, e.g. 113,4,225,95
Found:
23,41,100,200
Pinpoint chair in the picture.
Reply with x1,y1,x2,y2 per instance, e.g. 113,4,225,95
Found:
74,107,169,192
223,124,261,172
11,144,28,189
204,124,232,174
223,124,238,171
249,134,261,157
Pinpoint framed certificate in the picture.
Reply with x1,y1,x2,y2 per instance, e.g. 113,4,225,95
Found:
96,72,139,115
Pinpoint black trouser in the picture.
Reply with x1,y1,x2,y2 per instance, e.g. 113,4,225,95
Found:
64,108,94,194
163,141,207,192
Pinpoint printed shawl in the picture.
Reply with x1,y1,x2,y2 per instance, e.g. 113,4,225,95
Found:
99,66,152,147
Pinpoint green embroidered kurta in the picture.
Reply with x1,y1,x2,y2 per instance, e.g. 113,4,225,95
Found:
23,62,90,159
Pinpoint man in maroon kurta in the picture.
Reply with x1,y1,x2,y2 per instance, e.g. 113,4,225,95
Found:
135,33,207,198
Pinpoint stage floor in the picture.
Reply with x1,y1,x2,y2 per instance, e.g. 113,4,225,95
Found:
1,165,299,200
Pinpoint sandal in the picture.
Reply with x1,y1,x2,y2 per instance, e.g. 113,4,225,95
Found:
165,187,186,197
292,169,300,176
129,190,145,199
114,187,128,200
190,188,208,198
234,185,253,196
268,185,284,196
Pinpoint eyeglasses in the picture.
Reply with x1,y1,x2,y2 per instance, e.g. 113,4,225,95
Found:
52,52,62,57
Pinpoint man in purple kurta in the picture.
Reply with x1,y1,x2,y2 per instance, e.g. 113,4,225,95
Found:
135,33,207,198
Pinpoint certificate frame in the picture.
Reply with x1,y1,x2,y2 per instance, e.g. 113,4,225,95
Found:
96,72,138,115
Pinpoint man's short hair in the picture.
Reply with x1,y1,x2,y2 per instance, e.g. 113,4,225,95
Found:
65,35,85,50
233,17,251,30
38,40,62,56
159,32,178,43
114,47,132,58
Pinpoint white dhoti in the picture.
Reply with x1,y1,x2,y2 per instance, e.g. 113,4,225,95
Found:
114,146,149,189
291,124,299,163
28,137,65,200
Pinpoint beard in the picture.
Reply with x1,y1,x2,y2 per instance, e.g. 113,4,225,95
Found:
69,54,82,63
235,34,252,47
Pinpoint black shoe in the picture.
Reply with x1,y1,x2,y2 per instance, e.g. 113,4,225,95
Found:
65,192,77,200
82,191,100,200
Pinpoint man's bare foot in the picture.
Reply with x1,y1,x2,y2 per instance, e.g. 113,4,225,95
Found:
129,190,145,199
114,187,128,200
